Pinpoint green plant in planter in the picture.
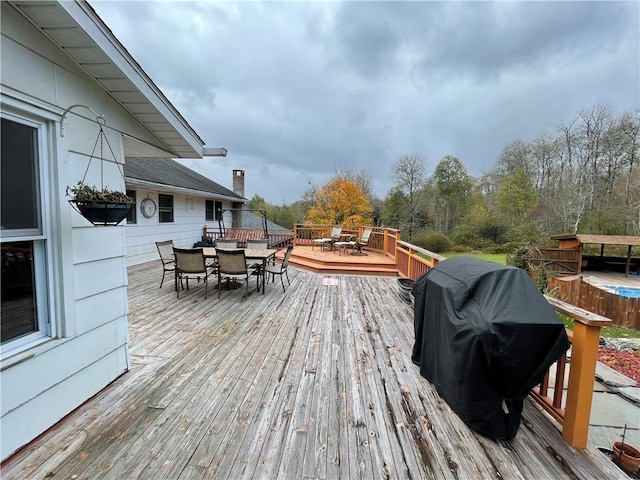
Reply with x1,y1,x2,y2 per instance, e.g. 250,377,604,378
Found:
66,181,133,226
66,181,133,203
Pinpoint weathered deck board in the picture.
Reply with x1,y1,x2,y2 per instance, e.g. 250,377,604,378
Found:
1,263,627,479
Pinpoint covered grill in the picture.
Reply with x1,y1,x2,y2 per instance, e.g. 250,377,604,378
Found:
411,257,570,440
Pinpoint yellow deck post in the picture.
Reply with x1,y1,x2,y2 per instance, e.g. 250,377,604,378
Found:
562,321,601,448
545,297,611,449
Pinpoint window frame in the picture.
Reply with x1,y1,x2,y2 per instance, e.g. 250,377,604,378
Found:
206,199,223,221
1,110,53,355
205,199,214,221
126,189,137,224
158,193,174,223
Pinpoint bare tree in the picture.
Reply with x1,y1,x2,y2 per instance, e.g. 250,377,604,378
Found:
392,154,428,241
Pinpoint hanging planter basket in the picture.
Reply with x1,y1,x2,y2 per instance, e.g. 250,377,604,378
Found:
65,113,133,226
69,199,133,226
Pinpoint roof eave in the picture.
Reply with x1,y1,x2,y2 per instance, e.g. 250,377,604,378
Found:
125,177,246,202
67,1,205,157
11,0,206,158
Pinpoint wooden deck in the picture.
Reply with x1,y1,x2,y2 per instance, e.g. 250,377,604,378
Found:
1,262,625,479
289,245,398,276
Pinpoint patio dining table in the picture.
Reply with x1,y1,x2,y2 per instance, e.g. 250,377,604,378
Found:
202,247,277,294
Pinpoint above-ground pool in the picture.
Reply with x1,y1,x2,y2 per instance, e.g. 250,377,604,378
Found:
601,285,640,298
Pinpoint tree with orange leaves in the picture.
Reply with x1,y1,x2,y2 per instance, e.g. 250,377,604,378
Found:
306,177,373,227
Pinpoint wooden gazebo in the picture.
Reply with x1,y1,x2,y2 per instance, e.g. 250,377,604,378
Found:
551,234,640,277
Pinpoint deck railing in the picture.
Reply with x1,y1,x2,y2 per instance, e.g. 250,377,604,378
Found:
532,297,611,448
293,225,397,253
203,227,294,248
293,224,610,449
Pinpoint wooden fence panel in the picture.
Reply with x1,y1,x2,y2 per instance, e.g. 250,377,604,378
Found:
535,248,581,274
548,276,639,330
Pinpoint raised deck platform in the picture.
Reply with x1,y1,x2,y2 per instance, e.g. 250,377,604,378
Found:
289,244,398,276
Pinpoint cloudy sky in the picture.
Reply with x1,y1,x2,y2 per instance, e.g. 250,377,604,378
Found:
91,0,639,204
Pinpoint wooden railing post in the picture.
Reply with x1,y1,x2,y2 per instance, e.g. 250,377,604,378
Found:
383,228,389,256
407,245,414,279
544,296,611,449
562,320,602,448
390,229,400,259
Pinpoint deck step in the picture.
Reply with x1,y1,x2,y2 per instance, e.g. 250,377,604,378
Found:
290,254,398,276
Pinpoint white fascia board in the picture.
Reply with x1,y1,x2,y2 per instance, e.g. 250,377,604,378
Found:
125,178,246,203
60,1,205,156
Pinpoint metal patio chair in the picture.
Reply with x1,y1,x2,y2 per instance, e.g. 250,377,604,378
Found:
173,247,214,299
246,238,269,277
353,227,373,255
265,244,294,292
313,225,342,251
216,249,257,299
155,240,176,289
215,238,239,249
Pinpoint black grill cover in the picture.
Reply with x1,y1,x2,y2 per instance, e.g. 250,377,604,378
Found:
411,257,569,440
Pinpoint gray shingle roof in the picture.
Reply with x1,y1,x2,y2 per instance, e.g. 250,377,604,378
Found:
242,211,293,233
124,157,244,199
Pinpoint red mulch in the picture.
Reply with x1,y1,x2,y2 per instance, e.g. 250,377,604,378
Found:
598,348,640,384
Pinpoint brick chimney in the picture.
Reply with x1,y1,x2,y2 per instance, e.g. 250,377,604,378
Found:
232,169,245,228
232,169,245,197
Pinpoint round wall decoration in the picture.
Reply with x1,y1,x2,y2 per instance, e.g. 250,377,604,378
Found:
140,197,157,218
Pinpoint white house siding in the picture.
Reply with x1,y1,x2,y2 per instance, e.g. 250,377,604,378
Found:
125,186,236,266
0,3,173,460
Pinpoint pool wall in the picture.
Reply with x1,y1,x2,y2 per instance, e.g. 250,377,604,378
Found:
601,285,640,299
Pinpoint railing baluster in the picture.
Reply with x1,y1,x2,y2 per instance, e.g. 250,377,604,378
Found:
553,352,567,410
539,372,550,397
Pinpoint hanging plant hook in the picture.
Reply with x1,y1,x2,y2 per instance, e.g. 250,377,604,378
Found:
64,105,133,226
60,104,105,137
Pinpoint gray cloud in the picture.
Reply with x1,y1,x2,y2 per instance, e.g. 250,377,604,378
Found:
91,0,639,204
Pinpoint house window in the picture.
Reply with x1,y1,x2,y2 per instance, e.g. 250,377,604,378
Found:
126,189,137,224
158,194,174,223
1,114,51,352
206,200,214,221
206,200,222,221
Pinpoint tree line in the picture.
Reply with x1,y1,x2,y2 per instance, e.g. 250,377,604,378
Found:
248,104,639,253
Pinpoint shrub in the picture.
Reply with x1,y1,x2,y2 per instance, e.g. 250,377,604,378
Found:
413,231,453,253
487,243,513,254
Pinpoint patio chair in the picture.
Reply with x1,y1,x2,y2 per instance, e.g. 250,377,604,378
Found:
265,244,294,292
215,238,238,249
212,239,238,273
333,238,354,255
246,238,269,250
246,238,269,276
173,247,214,299
353,227,373,255
330,225,343,243
155,240,176,289
312,225,342,251
216,249,257,299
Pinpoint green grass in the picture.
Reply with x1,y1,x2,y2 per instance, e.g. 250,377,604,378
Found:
562,316,640,338
600,325,640,338
440,252,507,265
560,314,640,338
